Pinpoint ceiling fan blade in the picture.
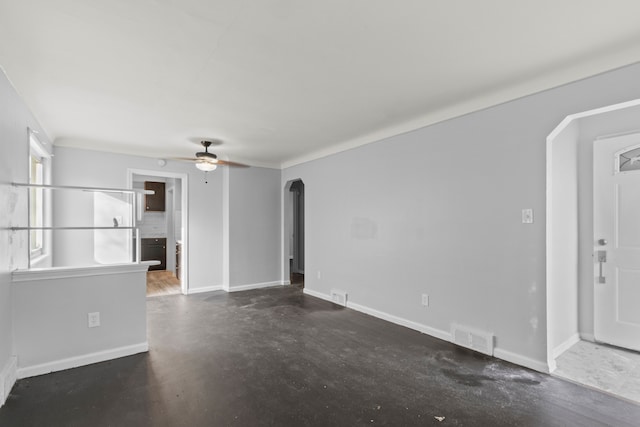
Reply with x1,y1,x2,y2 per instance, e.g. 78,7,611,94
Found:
171,157,249,167
215,159,250,167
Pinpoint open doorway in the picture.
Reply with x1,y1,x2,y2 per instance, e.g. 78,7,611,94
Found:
547,99,640,403
284,179,304,287
128,169,189,297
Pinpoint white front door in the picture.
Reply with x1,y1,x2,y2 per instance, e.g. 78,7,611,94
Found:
594,133,640,351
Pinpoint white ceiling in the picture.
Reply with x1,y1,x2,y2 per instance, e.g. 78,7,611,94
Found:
2,1,640,168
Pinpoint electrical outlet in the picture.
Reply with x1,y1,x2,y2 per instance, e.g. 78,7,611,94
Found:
421,294,429,307
88,312,100,328
522,208,534,224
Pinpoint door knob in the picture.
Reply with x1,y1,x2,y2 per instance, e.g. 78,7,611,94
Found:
597,238,607,246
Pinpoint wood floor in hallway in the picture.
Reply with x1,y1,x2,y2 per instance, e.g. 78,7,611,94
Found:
146,270,180,297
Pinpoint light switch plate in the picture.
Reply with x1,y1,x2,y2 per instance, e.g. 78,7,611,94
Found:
421,294,429,306
522,208,534,224
88,312,100,328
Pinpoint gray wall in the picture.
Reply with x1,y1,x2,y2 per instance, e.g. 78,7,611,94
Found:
0,68,52,403
228,166,281,287
12,266,148,376
282,62,640,370
0,65,282,398
52,146,225,291
52,147,283,291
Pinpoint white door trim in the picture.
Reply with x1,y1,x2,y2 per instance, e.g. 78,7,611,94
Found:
127,169,189,295
546,98,640,372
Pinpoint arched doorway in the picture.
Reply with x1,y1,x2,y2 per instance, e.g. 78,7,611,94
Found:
284,179,304,286
546,99,640,403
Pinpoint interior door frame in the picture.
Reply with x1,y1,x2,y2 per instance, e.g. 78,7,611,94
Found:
127,168,189,295
546,98,640,373
282,178,305,283
290,180,305,275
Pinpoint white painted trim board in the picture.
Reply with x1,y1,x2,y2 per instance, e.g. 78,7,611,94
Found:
187,285,224,295
303,289,450,343
493,348,550,373
551,333,581,359
17,343,148,379
580,333,595,342
226,281,284,293
11,262,153,282
0,356,17,407
303,288,549,373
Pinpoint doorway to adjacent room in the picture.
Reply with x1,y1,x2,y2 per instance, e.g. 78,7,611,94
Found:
284,179,305,287
546,99,640,404
128,169,189,296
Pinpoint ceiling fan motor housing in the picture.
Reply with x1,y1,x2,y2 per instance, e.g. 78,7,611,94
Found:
196,151,217,160
196,141,217,160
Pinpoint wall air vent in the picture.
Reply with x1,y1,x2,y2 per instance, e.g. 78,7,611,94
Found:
330,289,348,307
451,324,494,356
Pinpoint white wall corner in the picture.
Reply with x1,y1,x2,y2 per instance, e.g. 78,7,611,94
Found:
0,356,18,407
221,166,230,289
551,333,580,359
280,184,287,283
579,333,595,342
17,343,147,380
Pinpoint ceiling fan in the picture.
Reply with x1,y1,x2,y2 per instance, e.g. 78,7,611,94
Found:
176,140,248,171
173,140,249,183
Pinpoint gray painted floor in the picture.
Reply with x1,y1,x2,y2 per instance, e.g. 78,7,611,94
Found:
554,340,640,404
1,285,640,426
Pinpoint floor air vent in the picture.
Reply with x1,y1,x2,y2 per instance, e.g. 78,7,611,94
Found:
330,290,348,307
451,324,494,356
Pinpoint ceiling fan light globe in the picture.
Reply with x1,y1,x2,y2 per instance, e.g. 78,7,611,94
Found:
196,162,217,172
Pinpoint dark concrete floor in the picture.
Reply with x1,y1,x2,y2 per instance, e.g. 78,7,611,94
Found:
1,285,639,426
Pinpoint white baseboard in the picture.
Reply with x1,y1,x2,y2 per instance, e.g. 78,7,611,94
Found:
282,280,291,285
493,348,549,373
303,288,451,342
580,332,595,342
302,288,329,301
226,281,283,293
551,333,580,359
303,288,549,374
347,301,452,342
17,342,148,379
0,356,17,407
187,285,224,295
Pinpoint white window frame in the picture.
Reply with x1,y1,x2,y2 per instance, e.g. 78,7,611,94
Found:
29,130,50,260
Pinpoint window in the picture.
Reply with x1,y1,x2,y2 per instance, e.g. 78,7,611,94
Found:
618,146,640,173
29,131,49,257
